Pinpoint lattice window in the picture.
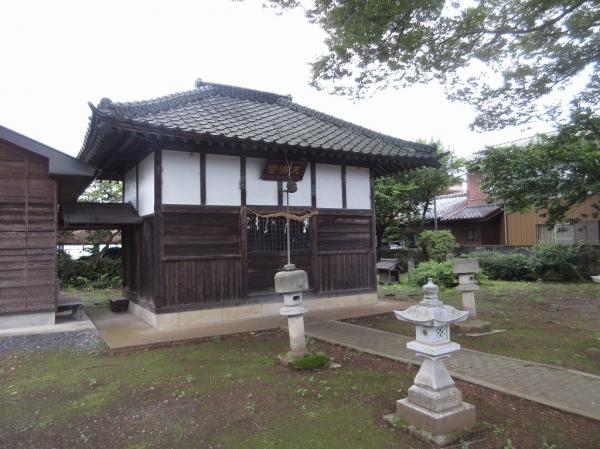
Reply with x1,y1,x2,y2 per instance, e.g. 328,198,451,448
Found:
246,215,311,253
435,327,447,340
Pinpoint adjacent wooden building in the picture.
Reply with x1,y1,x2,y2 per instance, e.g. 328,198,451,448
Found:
72,80,437,327
0,125,94,328
410,171,600,247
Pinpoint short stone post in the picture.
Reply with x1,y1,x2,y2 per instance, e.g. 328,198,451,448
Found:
407,259,415,281
275,264,310,362
453,257,479,318
384,279,475,446
453,257,491,333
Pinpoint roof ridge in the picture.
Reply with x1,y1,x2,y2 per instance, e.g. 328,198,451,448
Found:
436,192,467,199
280,99,435,155
96,80,293,117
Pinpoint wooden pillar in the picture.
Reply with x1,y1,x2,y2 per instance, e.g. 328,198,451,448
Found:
341,164,347,209
153,148,163,310
370,167,377,289
310,161,320,293
200,152,206,205
240,156,248,299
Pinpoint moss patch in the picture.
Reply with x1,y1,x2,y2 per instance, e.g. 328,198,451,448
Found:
292,352,330,370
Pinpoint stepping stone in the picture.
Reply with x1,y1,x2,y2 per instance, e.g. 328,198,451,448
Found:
452,320,491,334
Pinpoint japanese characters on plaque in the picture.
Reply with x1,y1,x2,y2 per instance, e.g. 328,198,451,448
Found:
261,160,307,182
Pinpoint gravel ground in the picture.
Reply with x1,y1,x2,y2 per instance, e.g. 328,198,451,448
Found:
0,330,103,355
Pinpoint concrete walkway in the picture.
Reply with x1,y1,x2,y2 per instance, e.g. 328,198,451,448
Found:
86,300,410,349
306,320,600,422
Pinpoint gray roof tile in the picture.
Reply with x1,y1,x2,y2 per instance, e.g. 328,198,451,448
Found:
83,80,436,162
424,192,501,222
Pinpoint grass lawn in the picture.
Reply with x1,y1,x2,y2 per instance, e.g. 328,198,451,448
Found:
1,331,599,449
364,280,600,375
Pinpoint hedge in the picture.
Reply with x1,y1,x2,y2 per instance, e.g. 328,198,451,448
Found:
469,242,600,282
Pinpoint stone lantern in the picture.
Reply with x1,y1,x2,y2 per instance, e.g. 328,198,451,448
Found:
453,257,479,318
384,279,475,446
275,264,309,362
453,257,491,333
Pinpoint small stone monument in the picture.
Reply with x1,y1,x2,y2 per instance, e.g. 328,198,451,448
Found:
384,279,475,446
275,263,310,363
453,257,491,333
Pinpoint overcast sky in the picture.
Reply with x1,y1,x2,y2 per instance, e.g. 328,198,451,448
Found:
0,0,552,159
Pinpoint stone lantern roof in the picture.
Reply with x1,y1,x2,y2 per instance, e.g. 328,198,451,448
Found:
394,279,468,327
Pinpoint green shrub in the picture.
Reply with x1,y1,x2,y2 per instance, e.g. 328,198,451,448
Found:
468,242,600,282
411,260,457,287
469,251,536,281
58,251,122,289
418,230,457,262
532,243,584,281
292,352,330,370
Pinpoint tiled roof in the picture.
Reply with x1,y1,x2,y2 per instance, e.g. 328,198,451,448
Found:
445,204,501,221
424,193,467,220
423,192,501,222
80,80,436,163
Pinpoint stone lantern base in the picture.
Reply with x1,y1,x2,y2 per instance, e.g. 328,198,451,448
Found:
385,399,475,446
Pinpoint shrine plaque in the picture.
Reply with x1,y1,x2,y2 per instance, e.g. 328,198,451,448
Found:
261,160,307,181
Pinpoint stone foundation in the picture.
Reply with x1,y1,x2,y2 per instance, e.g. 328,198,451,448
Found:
0,311,55,330
131,292,377,329
385,399,476,446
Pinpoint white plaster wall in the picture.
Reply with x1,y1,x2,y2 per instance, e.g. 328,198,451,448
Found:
205,154,240,206
161,150,201,205
137,153,155,216
288,164,312,207
246,157,278,205
123,166,137,209
345,166,371,209
316,163,342,208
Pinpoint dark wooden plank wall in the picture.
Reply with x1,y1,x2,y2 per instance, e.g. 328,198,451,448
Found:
159,206,242,309
136,217,156,306
0,141,56,314
315,211,375,293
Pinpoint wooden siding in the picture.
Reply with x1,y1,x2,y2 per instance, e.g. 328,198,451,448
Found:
158,207,242,309
0,140,56,314
506,195,600,246
316,211,375,293
162,258,242,310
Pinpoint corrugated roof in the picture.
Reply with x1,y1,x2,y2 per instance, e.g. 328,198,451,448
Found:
79,80,437,166
423,192,501,222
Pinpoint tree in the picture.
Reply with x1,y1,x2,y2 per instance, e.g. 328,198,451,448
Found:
471,110,600,227
374,144,463,247
374,176,420,248
60,180,123,267
266,0,600,131
79,180,123,203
